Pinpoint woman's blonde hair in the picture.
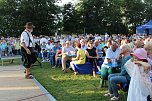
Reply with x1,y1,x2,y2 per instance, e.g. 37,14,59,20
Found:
144,42,152,52
122,44,131,53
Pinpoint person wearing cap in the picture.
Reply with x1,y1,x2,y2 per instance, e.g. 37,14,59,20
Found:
20,22,36,79
124,48,152,101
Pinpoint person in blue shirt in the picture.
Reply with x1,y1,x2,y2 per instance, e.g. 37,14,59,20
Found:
51,41,61,67
1,40,7,56
52,41,61,52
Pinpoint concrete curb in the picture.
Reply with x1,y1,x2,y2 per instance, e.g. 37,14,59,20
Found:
33,78,57,101
21,65,57,101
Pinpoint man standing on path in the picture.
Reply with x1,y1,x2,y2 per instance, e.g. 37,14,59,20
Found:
20,22,36,79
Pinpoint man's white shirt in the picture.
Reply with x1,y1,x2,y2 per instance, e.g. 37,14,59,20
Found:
103,47,121,64
20,30,34,47
46,44,54,52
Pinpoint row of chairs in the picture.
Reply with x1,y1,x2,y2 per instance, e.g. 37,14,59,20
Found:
49,53,130,101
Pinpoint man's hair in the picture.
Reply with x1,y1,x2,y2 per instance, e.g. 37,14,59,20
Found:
112,41,118,46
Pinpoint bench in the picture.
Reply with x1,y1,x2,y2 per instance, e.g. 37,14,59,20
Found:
0,55,22,66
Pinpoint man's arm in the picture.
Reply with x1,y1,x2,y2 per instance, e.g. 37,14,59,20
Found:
61,47,68,55
21,42,31,55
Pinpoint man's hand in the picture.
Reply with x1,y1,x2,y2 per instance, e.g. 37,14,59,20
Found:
117,53,123,60
26,48,31,55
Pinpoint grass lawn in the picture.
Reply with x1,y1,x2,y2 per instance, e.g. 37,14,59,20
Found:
31,62,126,101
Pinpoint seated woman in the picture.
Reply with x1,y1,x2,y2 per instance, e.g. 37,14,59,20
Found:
85,40,100,77
104,44,132,101
125,48,152,101
70,42,86,75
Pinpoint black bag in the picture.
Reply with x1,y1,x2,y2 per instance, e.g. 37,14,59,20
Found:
30,48,37,64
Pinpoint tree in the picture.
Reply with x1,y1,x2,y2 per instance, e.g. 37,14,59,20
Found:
123,0,146,34
0,0,59,36
76,0,124,34
1,0,152,36
61,3,83,34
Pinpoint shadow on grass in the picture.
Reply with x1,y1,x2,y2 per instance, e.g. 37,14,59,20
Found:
31,63,126,101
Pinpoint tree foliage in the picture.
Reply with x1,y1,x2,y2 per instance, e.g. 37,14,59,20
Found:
61,0,152,34
1,0,152,36
0,0,59,36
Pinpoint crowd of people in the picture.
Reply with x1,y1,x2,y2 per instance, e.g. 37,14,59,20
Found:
0,37,21,58
29,32,152,101
38,33,152,101
1,29,152,101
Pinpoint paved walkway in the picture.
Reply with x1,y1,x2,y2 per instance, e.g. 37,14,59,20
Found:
0,65,55,101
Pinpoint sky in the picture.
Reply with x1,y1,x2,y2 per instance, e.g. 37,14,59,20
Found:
55,0,79,6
